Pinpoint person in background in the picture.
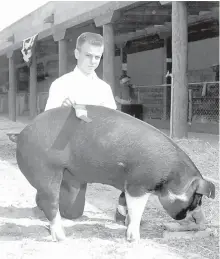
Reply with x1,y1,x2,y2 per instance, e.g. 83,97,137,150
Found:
115,74,143,120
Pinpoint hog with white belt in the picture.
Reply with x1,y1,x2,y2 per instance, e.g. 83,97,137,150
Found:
15,105,215,242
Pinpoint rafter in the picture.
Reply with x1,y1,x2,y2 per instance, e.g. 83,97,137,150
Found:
115,9,218,45
124,9,171,16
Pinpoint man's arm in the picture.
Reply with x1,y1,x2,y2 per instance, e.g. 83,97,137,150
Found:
44,81,66,111
101,83,117,110
115,96,132,105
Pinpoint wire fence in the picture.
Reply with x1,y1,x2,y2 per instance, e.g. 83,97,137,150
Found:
134,81,219,124
0,82,219,126
189,82,219,124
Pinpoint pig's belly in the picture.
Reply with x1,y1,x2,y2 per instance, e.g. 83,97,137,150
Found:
66,156,127,190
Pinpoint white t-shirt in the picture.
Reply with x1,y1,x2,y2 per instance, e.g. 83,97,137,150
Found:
45,66,117,111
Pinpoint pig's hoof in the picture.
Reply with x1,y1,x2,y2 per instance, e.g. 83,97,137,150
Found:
126,225,140,242
50,223,66,242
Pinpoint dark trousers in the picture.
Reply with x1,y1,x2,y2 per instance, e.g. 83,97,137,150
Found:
121,104,143,120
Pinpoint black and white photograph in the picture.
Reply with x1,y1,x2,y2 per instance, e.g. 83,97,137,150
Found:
0,1,219,258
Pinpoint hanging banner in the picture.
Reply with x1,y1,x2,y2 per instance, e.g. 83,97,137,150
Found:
21,34,38,67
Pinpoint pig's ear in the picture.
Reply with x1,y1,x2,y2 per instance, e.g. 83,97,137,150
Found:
196,179,215,199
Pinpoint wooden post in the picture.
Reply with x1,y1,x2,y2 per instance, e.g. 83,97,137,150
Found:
7,50,16,121
94,11,120,95
29,47,37,119
172,1,188,138
58,39,68,77
53,28,68,77
103,23,115,94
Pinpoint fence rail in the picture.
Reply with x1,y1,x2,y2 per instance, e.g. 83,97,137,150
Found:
0,82,219,125
134,81,219,123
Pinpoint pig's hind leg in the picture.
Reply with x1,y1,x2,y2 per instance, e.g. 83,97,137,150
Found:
35,169,66,242
17,148,66,241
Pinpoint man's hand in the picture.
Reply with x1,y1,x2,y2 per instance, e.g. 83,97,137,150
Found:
62,98,74,107
61,98,91,121
115,96,132,105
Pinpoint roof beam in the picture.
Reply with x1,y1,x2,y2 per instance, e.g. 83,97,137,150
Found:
188,11,218,23
115,10,218,44
0,1,137,56
115,25,165,44
124,9,171,16
114,22,151,28
159,1,171,6
94,10,120,27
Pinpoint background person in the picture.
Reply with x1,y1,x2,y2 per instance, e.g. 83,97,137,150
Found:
115,74,143,120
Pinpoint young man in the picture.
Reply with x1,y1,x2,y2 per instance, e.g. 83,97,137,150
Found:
45,32,117,111
44,32,127,224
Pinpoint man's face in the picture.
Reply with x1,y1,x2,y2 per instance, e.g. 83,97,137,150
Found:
75,42,104,75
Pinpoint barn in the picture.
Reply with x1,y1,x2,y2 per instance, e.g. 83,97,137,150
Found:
0,1,219,135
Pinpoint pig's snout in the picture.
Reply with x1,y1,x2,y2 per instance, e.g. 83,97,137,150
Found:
180,207,206,226
192,207,206,225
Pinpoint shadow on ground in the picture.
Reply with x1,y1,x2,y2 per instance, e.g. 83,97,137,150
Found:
0,204,165,242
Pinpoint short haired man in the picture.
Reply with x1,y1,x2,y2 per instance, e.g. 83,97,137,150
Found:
44,32,118,221
45,32,117,111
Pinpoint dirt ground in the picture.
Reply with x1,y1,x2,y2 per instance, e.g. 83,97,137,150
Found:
0,115,219,259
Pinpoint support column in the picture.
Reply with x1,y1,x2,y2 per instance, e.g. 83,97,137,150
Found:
103,23,115,94
53,28,68,77
94,11,120,95
7,50,16,121
172,1,188,138
58,39,68,77
29,47,37,119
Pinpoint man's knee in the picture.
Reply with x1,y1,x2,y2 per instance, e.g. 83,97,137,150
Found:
59,182,87,219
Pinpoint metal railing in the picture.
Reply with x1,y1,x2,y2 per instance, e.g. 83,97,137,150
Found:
0,82,219,125
134,81,219,123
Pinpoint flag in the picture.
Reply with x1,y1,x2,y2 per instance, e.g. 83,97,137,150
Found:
21,34,38,67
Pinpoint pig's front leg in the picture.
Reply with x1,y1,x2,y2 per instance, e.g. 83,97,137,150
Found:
125,188,150,242
50,209,66,241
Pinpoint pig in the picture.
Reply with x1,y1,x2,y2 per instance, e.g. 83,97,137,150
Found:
15,105,215,242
